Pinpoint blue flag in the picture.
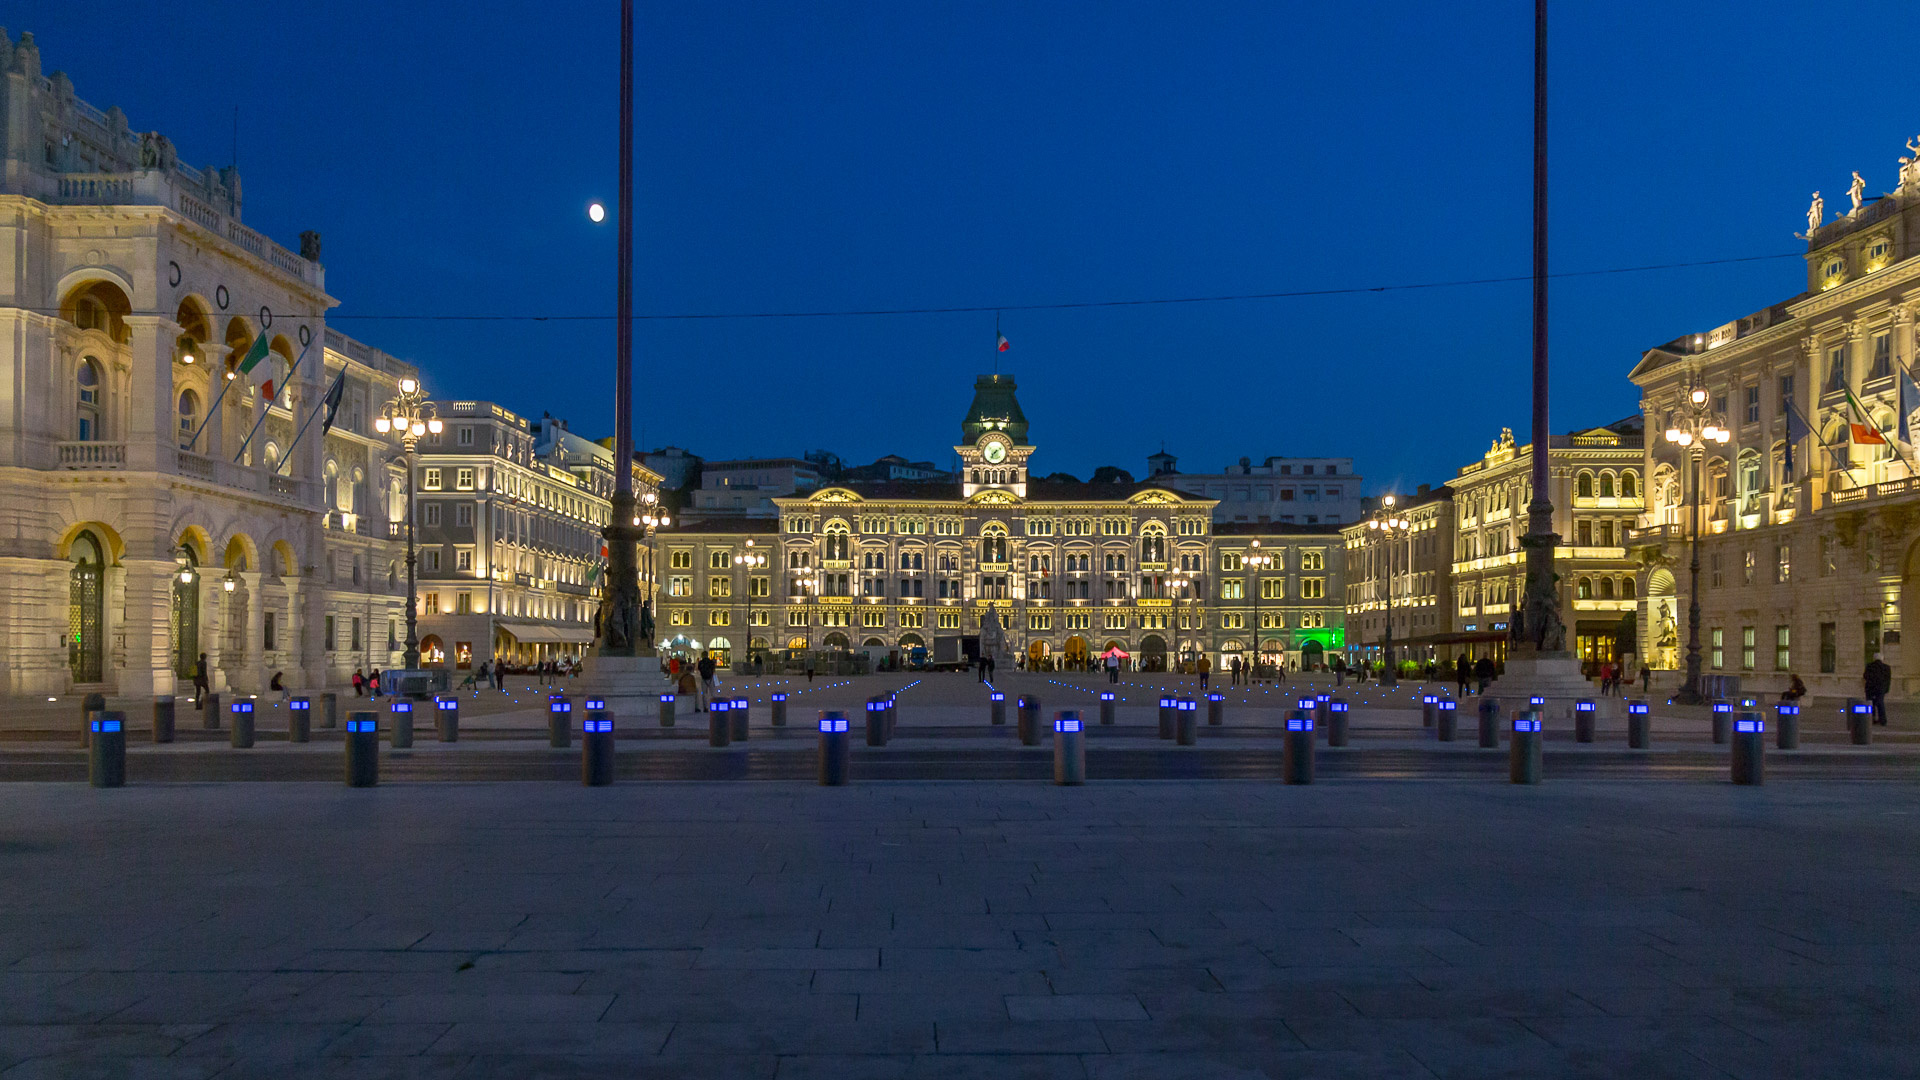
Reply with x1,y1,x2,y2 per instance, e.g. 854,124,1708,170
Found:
1901,365,1920,449
1783,396,1812,472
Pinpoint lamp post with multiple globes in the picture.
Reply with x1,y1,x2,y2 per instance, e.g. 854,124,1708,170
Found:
1244,540,1274,678
1664,385,1730,705
1367,496,1412,686
733,539,767,670
374,377,441,670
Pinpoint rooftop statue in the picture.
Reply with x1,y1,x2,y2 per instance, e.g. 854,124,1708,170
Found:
1848,171,1866,215
1805,191,1823,235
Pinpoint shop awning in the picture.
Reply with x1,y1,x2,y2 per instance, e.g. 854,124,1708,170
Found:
497,620,593,644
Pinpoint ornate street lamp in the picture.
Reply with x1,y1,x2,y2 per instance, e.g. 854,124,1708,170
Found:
1368,496,1411,686
1245,540,1274,678
1664,385,1730,705
734,539,766,669
374,376,442,670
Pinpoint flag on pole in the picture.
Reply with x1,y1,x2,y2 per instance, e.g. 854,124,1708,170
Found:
1783,397,1812,472
318,370,347,434
1844,388,1887,444
1900,365,1920,448
232,333,270,380
996,332,1009,353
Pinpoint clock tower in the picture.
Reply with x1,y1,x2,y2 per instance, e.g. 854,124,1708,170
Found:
957,373,1033,499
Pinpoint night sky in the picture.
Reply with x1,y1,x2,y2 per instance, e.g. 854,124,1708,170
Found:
24,2,1920,491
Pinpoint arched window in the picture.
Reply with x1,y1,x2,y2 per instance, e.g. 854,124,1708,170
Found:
1599,578,1615,600
823,522,850,562
76,359,103,441
1621,577,1636,600
1621,471,1638,498
69,531,105,683
1599,474,1615,498
177,389,199,448
1576,473,1594,498
1577,576,1593,600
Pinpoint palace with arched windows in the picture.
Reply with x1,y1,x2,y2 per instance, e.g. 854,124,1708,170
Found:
656,376,1349,673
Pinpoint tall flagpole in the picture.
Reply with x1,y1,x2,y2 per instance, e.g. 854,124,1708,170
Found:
1516,0,1566,657
597,0,644,656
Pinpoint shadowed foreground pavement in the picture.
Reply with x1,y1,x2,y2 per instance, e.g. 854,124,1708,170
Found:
3,780,1918,1079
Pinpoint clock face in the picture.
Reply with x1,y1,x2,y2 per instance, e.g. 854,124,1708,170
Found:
983,441,1007,463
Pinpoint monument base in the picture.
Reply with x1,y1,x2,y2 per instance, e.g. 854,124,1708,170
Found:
581,653,674,721
1490,651,1608,719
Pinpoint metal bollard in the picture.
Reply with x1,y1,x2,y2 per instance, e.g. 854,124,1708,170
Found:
1315,693,1331,729
884,695,897,740
582,698,615,787
89,712,126,788
152,698,175,744
229,700,256,748
818,711,850,786
1017,695,1041,747
1053,711,1086,785
1157,696,1176,740
770,692,787,727
1478,696,1501,748
1574,699,1596,744
203,692,222,730
434,695,459,742
1421,694,1438,729
319,691,338,729
288,697,312,743
1099,691,1115,726
1175,697,1197,745
709,699,731,747
1775,702,1800,750
730,696,750,742
863,698,885,746
1847,699,1872,745
1327,698,1350,747
1627,700,1651,749
1711,700,1731,745
989,691,1006,726
1283,710,1314,785
80,692,106,747
1731,711,1764,785
1206,692,1224,727
1436,698,1457,742
547,697,571,749
389,700,414,749
345,712,379,787
658,693,676,728
1510,711,1543,784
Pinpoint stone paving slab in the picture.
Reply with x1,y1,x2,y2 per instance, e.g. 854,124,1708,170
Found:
4,780,1920,1078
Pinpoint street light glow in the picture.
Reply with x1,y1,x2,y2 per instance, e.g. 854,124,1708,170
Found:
588,201,606,223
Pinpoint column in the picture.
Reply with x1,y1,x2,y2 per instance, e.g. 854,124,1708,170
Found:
118,557,177,697
123,315,174,473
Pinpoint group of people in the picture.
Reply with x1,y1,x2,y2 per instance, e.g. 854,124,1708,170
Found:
665,653,721,710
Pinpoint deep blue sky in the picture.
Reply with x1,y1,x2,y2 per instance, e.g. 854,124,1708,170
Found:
24,2,1920,491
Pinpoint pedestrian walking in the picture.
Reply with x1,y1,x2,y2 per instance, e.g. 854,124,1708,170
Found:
1865,653,1893,726
1640,663,1652,695
1455,654,1471,697
192,653,210,707
1105,652,1120,684
1198,654,1211,689
369,668,382,699
351,669,365,698
1474,655,1495,696
1229,656,1242,686
697,652,717,712
270,670,289,705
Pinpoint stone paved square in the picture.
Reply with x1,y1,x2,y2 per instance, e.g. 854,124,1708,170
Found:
4,778,1919,1078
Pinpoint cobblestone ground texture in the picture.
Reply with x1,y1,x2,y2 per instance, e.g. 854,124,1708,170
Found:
4,777,1919,1078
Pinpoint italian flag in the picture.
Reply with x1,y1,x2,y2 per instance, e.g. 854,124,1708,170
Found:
1845,389,1888,445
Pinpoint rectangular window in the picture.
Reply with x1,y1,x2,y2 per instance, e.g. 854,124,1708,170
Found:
1220,578,1244,600
263,611,277,651
1865,620,1882,663
424,592,440,615
1745,385,1760,423
1711,627,1724,669
456,549,472,571
862,577,884,597
1261,579,1284,600
423,549,441,572
1742,550,1755,585
1301,577,1324,599
1741,626,1756,670
669,575,691,597
1775,625,1790,671
709,577,732,598
1775,543,1790,584
1870,332,1892,380
324,614,337,651
389,619,397,650
456,468,475,490
709,610,730,627
1819,622,1836,673
749,576,769,598
1778,374,1793,415
423,503,442,527
423,468,442,490
350,616,362,651
1825,346,1847,393
457,425,474,446
455,503,473,527
1710,553,1723,588
456,591,472,615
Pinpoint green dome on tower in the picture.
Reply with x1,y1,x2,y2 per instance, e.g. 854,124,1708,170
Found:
961,374,1028,445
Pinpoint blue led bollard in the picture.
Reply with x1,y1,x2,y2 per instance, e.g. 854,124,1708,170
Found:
1436,697,1458,742
547,696,571,749
1206,692,1224,727
1176,697,1197,745
344,713,379,787
1627,700,1651,748
1017,695,1041,746
388,699,414,749
1510,711,1543,784
582,699,614,787
818,711,850,785
1053,710,1086,785
990,690,1006,726
229,700,256,749
1327,698,1350,746
1283,710,1314,784
865,697,889,747
1421,693,1438,729
287,696,312,743
1099,691,1116,726
1157,696,1176,740
1574,699,1596,744
770,691,787,728
88,712,125,787
1775,701,1800,750
1847,699,1872,746
708,698,731,747
1731,712,1764,785
1711,700,1731,745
